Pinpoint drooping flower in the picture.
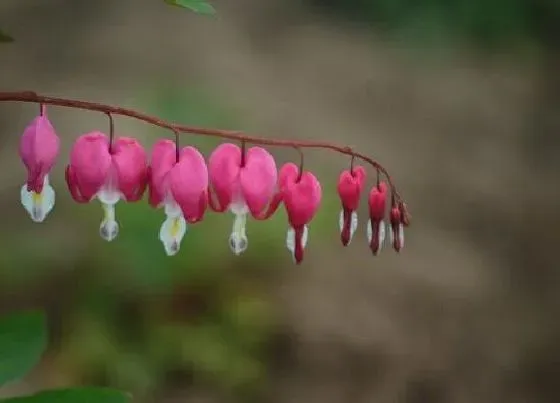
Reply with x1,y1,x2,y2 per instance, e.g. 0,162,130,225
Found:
367,181,387,255
208,143,277,255
65,131,147,241
390,203,404,252
19,106,60,223
279,163,322,264
337,165,366,246
148,139,208,256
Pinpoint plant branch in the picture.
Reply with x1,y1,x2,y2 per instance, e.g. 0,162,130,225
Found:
0,90,405,203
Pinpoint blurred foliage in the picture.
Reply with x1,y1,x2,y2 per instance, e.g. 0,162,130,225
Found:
0,83,342,402
0,311,129,403
164,0,216,15
310,0,560,48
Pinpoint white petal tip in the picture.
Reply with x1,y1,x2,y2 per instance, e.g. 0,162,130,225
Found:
159,214,187,256
229,232,248,255
20,183,55,223
100,220,119,242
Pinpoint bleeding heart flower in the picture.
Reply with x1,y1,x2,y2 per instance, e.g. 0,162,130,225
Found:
19,106,60,223
337,165,366,246
390,203,404,252
65,131,147,241
208,143,277,255
148,139,208,256
367,181,387,255
279,163,322,264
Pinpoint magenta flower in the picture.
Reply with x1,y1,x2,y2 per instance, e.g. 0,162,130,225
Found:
148,139,208,256
65,131,147,241
337,165,366,246
208,143,277,255
367,181,387,255
278,163,322,264
18,107,60,222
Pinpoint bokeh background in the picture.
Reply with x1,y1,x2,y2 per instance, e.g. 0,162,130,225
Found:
1,0,559,402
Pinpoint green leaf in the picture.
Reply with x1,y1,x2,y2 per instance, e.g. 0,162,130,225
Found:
164,0,216,15
0,311,46,386
0,388,132,403
0,30,14,43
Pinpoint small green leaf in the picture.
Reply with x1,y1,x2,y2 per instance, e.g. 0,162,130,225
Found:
0,388,132,403
164,0,216,15
0,311,46,386
0,30,14,43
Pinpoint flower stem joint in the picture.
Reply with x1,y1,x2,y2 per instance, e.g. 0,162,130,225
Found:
9,92,409,264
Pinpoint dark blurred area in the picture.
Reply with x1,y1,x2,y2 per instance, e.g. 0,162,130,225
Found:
1,0,559,402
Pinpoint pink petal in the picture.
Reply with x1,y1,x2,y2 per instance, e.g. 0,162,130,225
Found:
337,165,366,211
282,167,322,228
169,146,209,222
148,139,177,207
68,132,112,201
19,114,60,193
239,146,277,217
368,181,387,221
112,137,148,202
208,143,241,211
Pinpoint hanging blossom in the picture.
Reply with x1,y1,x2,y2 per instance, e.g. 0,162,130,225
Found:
367,181,387,255
148,139,208,256
277,163,322,264
390,201,406,252
337,165,366,246
208,143,277,255
18,105,60,223
65,131,148,241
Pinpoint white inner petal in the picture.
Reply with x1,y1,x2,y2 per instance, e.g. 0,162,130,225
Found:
286,225,309,262
229,212,248,255
99,203,119,242
338,210,358,244
367,220,386,252
398,223,404,248
20,175,55,223
159,208,187,256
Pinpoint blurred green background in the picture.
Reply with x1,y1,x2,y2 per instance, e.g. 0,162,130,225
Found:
0,1,559,403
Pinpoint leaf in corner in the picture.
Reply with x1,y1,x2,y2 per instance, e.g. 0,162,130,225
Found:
0,311,46,387
0,388,132,403
164,0,216,15
0,30,14,43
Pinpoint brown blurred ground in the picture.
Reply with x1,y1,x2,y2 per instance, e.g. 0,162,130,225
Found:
1,1,559,402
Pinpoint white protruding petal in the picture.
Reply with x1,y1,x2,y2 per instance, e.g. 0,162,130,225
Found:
339,209,358,244
367,220,386,251
389,222,403,248
20,175,55,223
99,203,119,242
229,212,248,255
159,213,187,256
286,225,309,261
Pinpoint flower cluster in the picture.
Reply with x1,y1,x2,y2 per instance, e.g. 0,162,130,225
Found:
18,105,408,264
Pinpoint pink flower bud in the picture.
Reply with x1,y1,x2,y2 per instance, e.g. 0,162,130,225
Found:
337,166,366,246
367,181,387,255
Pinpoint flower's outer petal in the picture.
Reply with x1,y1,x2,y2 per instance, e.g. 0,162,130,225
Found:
112,137,148,202
20,175,55,223
283,171,322,228
337,166,366,211
278,162,299,188
368,181,387,222
170,146,209,222
240,146,277,217
148,139,176,208
390,206,404,252
65,165,88,203
19,113,60,193
68,132,112,202
159,214,187,256
208,143,241,211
